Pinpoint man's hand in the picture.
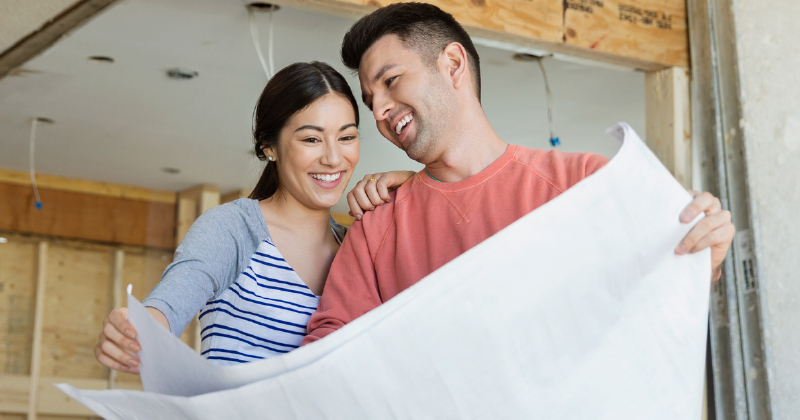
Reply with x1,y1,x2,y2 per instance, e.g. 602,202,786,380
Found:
675,191,735,280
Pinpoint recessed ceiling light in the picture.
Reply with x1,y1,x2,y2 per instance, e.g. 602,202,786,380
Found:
88,55,115,63
162,167,181,174
166,68,199,80
512,53,541,62
247,2,280,12
28,117,54,124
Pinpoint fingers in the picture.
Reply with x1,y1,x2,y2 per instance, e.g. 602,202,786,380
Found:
95,307,141,374
675,209,732,254
692,221,736,254
346,190,363,220
680,192,722,223
95,344,139,374
362,175,385,207
108,307,136,339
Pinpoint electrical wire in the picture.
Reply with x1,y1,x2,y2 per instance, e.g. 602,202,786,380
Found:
29,118,43,210
536,57,560,147
248,7,271,80
267,7,275,77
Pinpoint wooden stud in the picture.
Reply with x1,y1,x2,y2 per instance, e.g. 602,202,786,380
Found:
107,249,124,390
221,189,251,205
645,67,692,188
176,184,220,245
175,185,221,353
0,169,175,204
26,241,47,420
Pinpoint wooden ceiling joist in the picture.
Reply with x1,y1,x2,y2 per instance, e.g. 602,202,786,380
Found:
274,0,689,70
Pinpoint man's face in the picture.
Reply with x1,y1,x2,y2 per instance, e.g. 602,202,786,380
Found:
358,35,456,163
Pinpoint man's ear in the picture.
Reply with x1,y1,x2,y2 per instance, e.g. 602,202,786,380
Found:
440,42,469,90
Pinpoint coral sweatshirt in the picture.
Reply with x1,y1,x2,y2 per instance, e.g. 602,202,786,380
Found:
303,144,609,344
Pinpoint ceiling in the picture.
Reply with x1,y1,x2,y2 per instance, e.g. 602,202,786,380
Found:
0,0,645,213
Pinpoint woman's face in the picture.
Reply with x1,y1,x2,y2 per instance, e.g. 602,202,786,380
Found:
267,93,360,211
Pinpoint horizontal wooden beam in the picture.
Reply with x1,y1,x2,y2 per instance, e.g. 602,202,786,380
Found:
0,374,142,416
273,0,688,70
0,182,176,249
0,0,120,79
0,168,176,204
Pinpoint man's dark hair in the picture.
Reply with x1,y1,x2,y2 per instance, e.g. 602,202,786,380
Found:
341,2,481,101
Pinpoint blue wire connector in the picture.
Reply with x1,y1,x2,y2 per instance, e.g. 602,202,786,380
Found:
550,137,560,147
35,201,43,210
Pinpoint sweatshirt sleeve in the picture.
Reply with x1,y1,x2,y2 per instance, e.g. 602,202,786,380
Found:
302,219,382,345
143,205,244,337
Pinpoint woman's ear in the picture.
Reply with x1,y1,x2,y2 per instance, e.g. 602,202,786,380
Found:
263,145,277,162
440,42,469,90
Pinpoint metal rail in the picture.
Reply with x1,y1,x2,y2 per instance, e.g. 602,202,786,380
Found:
687,0,771,418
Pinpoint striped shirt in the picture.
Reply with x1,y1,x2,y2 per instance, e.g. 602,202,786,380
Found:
143,199,346,365
199,236,335,365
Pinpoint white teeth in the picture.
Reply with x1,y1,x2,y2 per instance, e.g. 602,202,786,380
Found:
395,114,413,135
312,172,341,183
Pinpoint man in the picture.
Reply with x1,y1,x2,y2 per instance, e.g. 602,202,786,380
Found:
303,2,734,344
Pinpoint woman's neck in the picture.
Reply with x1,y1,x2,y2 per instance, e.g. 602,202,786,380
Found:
259,189,332,242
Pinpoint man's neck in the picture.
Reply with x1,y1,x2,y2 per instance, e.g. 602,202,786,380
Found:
424,110,507,183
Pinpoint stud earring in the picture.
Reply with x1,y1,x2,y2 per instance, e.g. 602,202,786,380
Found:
268,156,274,161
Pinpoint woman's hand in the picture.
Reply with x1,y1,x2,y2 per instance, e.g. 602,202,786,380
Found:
347,171,416,220
94,306,169,374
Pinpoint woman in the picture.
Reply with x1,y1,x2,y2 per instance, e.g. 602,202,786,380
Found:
94,61,412,372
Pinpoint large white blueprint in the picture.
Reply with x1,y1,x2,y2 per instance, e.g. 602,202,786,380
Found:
58,123,711,419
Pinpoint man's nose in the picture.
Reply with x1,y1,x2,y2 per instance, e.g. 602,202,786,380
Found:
372,92,392,123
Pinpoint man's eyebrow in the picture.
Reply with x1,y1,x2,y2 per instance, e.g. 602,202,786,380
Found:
294,125,324,132
372,64,398,84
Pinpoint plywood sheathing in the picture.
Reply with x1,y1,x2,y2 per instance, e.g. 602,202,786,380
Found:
276,0,688,69
564,0,688,69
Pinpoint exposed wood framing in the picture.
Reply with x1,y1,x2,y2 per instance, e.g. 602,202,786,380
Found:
0,0,687,89
0,0,120,79
0,168,175,204
645,67,692,188
272,0,687,69
221,189,252,205
107,249,125,390
176,184,221,245
26,242,48,420
176,185,221,352
0,181,176,249
563,0,688,68
0,374,142,416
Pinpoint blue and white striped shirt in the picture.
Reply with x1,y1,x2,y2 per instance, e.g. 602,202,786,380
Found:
143,199,346,365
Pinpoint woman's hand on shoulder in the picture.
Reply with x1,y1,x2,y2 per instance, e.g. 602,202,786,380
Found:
347,171,416,220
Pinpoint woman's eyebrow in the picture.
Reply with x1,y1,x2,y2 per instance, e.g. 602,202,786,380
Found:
294,125,324,132
339,123,357,131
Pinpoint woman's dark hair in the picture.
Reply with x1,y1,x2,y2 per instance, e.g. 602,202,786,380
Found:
249,61,360,200
341,2,481,101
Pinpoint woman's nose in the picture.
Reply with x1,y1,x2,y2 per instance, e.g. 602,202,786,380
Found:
321,140,343,167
